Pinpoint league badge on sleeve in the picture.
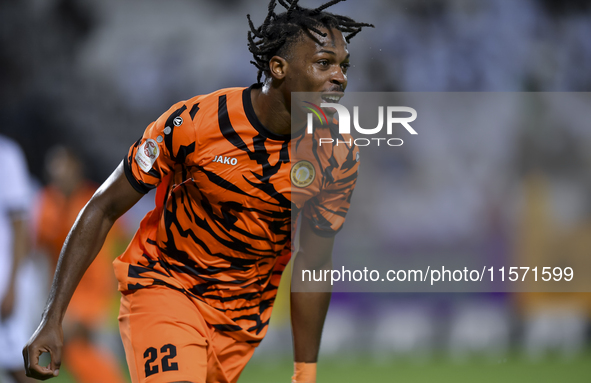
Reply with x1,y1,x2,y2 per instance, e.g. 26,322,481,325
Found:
135,138,160,173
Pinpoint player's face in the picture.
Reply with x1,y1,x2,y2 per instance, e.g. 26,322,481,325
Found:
285,27,350,113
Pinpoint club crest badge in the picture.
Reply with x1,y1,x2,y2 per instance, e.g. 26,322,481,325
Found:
173,116,183,126
291,160,315,188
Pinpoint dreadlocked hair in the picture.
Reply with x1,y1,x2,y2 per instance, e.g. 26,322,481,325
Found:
247,0,374,84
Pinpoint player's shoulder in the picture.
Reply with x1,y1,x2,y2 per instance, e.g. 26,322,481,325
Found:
157,86,248,124
183,86,247,108
149,86,250,145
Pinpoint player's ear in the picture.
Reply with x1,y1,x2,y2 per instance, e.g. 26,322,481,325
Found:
269,56,288,80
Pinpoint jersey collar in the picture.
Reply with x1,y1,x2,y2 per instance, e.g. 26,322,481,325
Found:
243,84,292,142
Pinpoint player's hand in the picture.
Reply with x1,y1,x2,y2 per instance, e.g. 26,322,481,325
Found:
22,319,63,380
0,282,16,320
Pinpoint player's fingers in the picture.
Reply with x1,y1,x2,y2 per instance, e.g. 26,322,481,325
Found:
49,346,62,376
22,343,33,376
22,345,29,372
23,345,60,380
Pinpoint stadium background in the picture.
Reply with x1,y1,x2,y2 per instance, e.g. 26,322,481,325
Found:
1,0,591,382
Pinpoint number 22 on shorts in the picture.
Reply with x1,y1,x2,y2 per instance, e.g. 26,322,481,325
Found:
144,344,179,377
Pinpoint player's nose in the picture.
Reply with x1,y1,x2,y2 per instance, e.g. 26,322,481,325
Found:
330,68,347,89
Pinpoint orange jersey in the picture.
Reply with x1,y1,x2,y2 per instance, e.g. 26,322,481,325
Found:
114,84,358,343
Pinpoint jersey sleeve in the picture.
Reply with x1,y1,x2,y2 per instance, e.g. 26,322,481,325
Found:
124,102,197,194
303,146,359,237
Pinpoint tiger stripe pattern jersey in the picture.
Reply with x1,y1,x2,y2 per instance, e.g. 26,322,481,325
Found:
114,84,359,344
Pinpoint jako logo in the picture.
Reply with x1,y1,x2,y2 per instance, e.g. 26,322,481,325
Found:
305,102,418,147
213,155,238,166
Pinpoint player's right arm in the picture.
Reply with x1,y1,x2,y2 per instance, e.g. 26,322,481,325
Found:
22,162,143,380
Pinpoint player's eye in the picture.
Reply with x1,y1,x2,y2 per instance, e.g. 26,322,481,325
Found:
341,63,351,73
317,59,329,67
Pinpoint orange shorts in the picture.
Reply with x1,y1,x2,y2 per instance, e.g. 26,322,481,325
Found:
118,286,256,383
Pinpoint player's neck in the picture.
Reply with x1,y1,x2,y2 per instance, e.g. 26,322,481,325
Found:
251,83,292,136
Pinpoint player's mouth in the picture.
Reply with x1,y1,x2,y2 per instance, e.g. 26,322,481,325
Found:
320,93,344,104
320,92,344,117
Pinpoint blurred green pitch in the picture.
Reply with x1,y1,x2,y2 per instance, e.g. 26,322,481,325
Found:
43,351,591,383
240,354,591,383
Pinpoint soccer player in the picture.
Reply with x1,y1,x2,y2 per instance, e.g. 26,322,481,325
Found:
23,1,372,382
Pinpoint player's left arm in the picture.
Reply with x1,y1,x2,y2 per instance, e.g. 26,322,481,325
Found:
290,142,359,382
290,217,334,383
